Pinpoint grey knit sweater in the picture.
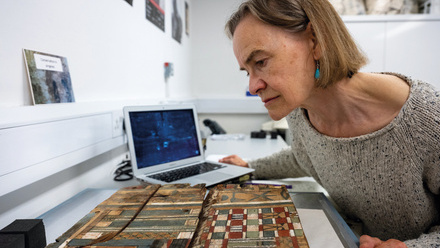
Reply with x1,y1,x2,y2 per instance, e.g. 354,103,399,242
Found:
248,74,440,247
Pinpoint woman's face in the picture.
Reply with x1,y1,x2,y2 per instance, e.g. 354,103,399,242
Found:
233,14,319,120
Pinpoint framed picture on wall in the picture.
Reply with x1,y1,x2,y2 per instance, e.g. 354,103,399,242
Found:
146,0,165,31
23,49,75,105
172,0,183,43
185,1,189,36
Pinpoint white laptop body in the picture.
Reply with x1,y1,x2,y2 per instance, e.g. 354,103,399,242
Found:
123,104,254,187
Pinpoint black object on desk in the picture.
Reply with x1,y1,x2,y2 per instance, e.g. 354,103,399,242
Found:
203,119,226,134
0,219,46,248
251,130,266,138
0,233,25,248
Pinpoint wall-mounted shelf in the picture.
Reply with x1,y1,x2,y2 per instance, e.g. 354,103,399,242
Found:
342,14,440,22
0,97,268,197
195,97,266,114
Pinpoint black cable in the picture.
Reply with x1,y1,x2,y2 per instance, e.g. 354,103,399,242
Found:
113,160,133,181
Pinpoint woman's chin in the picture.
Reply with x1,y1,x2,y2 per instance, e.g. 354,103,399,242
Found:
268,110,288,121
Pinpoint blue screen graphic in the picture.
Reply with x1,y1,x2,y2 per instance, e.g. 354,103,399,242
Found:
129,109,200,169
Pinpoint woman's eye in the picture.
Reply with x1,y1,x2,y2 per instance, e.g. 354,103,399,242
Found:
255,59,266,68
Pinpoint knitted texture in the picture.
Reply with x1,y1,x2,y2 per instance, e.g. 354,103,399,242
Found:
248,74,440,246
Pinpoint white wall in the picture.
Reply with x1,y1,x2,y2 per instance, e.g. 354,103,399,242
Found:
344,15,440,88
0,0,194,231
0,0,192,108
190,0,271,136
190,0,248,98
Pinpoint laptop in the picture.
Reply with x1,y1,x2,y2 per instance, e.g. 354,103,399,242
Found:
123,104,254,186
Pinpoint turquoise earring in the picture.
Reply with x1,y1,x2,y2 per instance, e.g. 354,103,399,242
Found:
314,60,320,79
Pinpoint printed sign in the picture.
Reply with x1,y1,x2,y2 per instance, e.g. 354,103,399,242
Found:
34,53,63,72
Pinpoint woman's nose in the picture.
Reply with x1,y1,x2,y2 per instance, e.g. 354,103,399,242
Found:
248,75,267,95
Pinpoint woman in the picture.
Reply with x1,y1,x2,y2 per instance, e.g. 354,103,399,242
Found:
220,0,440,247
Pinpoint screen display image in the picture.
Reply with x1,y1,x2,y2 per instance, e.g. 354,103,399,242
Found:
129,109,200,169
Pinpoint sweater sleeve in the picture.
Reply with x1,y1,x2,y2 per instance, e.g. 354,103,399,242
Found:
404,226,440,247
404,147,440,247
403,80,440,247
248,147,310,179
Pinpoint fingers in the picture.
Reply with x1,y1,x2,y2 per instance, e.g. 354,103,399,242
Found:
218,155,233,163
219,155,240,164
219,155,249,167
360,235,383,248
219,155,237,161
359,235,408,248
377,239,408,248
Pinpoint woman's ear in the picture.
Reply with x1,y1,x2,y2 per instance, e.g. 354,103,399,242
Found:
308,23,322,60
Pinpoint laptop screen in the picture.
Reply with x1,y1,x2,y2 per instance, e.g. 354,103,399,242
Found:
128,108,201,170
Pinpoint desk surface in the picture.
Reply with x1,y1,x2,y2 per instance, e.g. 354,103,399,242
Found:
38,135,359,247
83,135,290,190
204,135,288,159
39,188,359,248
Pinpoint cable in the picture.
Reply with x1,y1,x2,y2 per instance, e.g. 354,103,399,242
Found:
113,160,133,181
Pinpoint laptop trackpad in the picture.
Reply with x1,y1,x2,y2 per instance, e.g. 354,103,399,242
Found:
196,172,233,181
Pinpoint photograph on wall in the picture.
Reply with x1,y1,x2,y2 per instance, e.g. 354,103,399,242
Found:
23,49,75,105
185,2,189,36
171,0,183,43
146,0,165,31
124,0,133,6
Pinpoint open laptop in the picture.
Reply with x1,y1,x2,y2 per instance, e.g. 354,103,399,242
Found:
123,104,254,186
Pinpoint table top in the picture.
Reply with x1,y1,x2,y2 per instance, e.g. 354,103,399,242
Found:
291,192,359,248
38,135,359,247
204,134,288,159
38,188,359,248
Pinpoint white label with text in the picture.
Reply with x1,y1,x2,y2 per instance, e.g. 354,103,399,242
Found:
34,54,63,72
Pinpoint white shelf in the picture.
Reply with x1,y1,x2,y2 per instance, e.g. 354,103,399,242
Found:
342,14,440,22
195,97,266,114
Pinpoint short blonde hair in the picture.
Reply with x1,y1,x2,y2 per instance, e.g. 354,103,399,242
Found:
225,0,368,88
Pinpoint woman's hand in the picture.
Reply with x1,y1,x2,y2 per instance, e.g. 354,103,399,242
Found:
360,235,407,248
219,155,249,167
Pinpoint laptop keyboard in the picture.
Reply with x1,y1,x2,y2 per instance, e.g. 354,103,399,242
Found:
148,162,226,183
